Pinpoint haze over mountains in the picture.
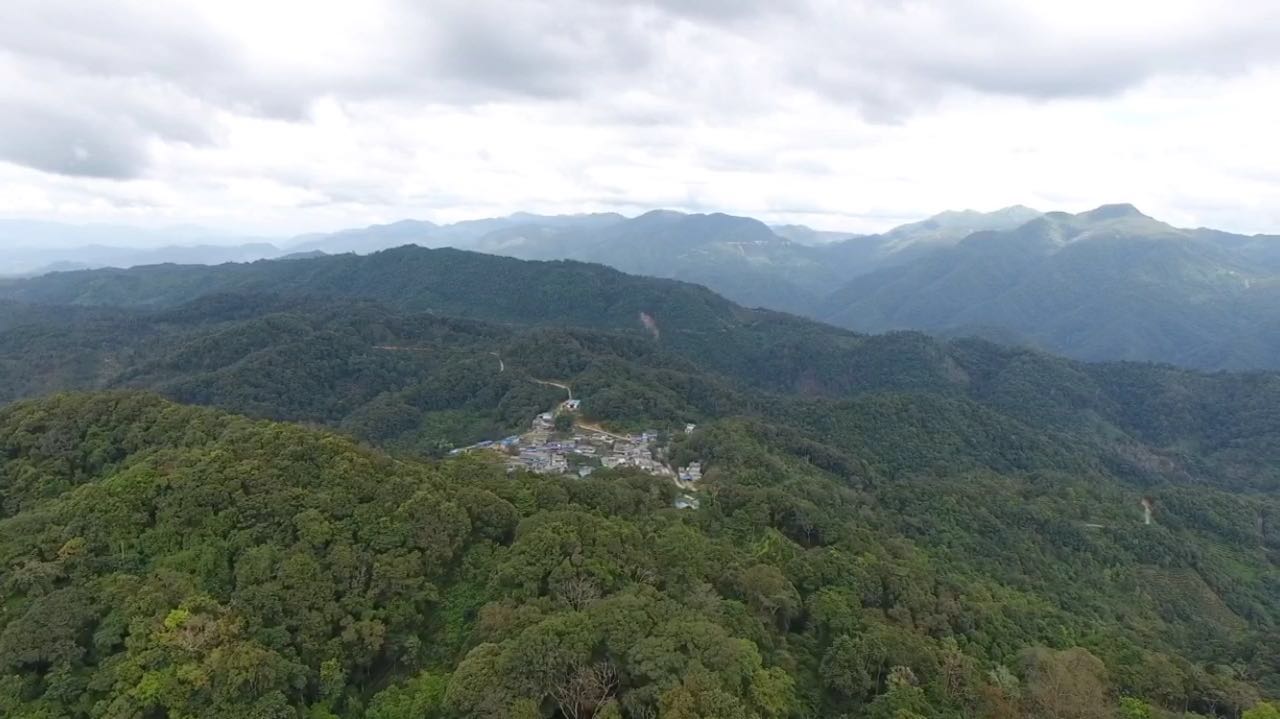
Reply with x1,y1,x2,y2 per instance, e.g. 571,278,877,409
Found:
274,206,1051,313
5,202,1280,370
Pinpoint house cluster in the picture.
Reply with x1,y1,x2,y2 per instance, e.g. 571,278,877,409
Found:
677,461,702,483
450,402,678,481
448,396,707,511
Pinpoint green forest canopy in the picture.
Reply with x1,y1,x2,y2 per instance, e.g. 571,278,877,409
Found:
3,248,1280,717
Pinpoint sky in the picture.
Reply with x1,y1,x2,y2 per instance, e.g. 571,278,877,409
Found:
2,0,1280,238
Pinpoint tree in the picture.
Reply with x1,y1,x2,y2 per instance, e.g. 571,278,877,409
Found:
1118,697,1153,719
551,662,618,719
749,667,796,718
556,575,602,611
366,671,448,719
866,684,933,719
1022,647,1113,719
1245,702,1280,719
734,564,800,628
821,635,873,699
659,667,752,719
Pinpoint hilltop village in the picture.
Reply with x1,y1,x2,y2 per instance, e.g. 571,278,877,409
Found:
449,397,703,503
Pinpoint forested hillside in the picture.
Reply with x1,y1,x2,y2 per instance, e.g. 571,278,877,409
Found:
5,285,1280,492
4,250,1280,717
819,205,1280,370
4,393,1280,718
0,246,742,331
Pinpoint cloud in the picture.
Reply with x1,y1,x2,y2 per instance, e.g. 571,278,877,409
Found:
402,1,658,100
0,47,219,179
0,0,1279,234
758,1,1280,119
0,105,146,179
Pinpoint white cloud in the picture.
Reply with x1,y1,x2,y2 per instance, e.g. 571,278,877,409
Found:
0,0,1278,235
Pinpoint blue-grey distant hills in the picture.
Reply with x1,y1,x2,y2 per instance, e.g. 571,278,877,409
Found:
816,204,1280,370
281,207,1045,313
1,207,1038,307
5,242,283,277
0,220,283,276
5,203,1280,369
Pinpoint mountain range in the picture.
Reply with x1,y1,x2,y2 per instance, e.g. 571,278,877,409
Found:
280,206,1048,314
818,204,1280,369
4,203,1280,370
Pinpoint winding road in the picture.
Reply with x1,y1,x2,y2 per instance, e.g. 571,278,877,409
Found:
530,378,572,400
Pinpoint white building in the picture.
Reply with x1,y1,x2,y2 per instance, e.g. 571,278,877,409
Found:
674,494,700,510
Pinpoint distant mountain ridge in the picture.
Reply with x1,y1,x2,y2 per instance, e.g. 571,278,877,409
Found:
770,224,861,245
4,242,283,277
818,203,1280,369
283,206,1047,313
6,204,1280,369
1,208,1037,296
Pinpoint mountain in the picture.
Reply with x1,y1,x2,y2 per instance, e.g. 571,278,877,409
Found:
0,218,266,249
287,219,440,254
10,203,1280,371
0,246,755,338
803,205,1042,274
448,207,1054,312
4,245,1280,716
515,211,844,312
770,224,862,245
437,208,1049,312
286,213,627,256
266,209,1042,314
874,205,1044,253
1,207,1051,314
818,204,1280,370
0,219,283,276
5,242,283,277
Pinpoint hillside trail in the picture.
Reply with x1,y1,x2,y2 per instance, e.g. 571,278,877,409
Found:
530,378,572,399
574,419,627,440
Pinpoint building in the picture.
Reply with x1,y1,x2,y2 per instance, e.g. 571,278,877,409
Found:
563,399,581,411
674,494,700,510
685,423,697,434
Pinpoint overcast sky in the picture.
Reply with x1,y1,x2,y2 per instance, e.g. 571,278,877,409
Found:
2,0,1279,237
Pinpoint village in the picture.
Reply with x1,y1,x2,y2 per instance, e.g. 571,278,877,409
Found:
448,396,704,506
